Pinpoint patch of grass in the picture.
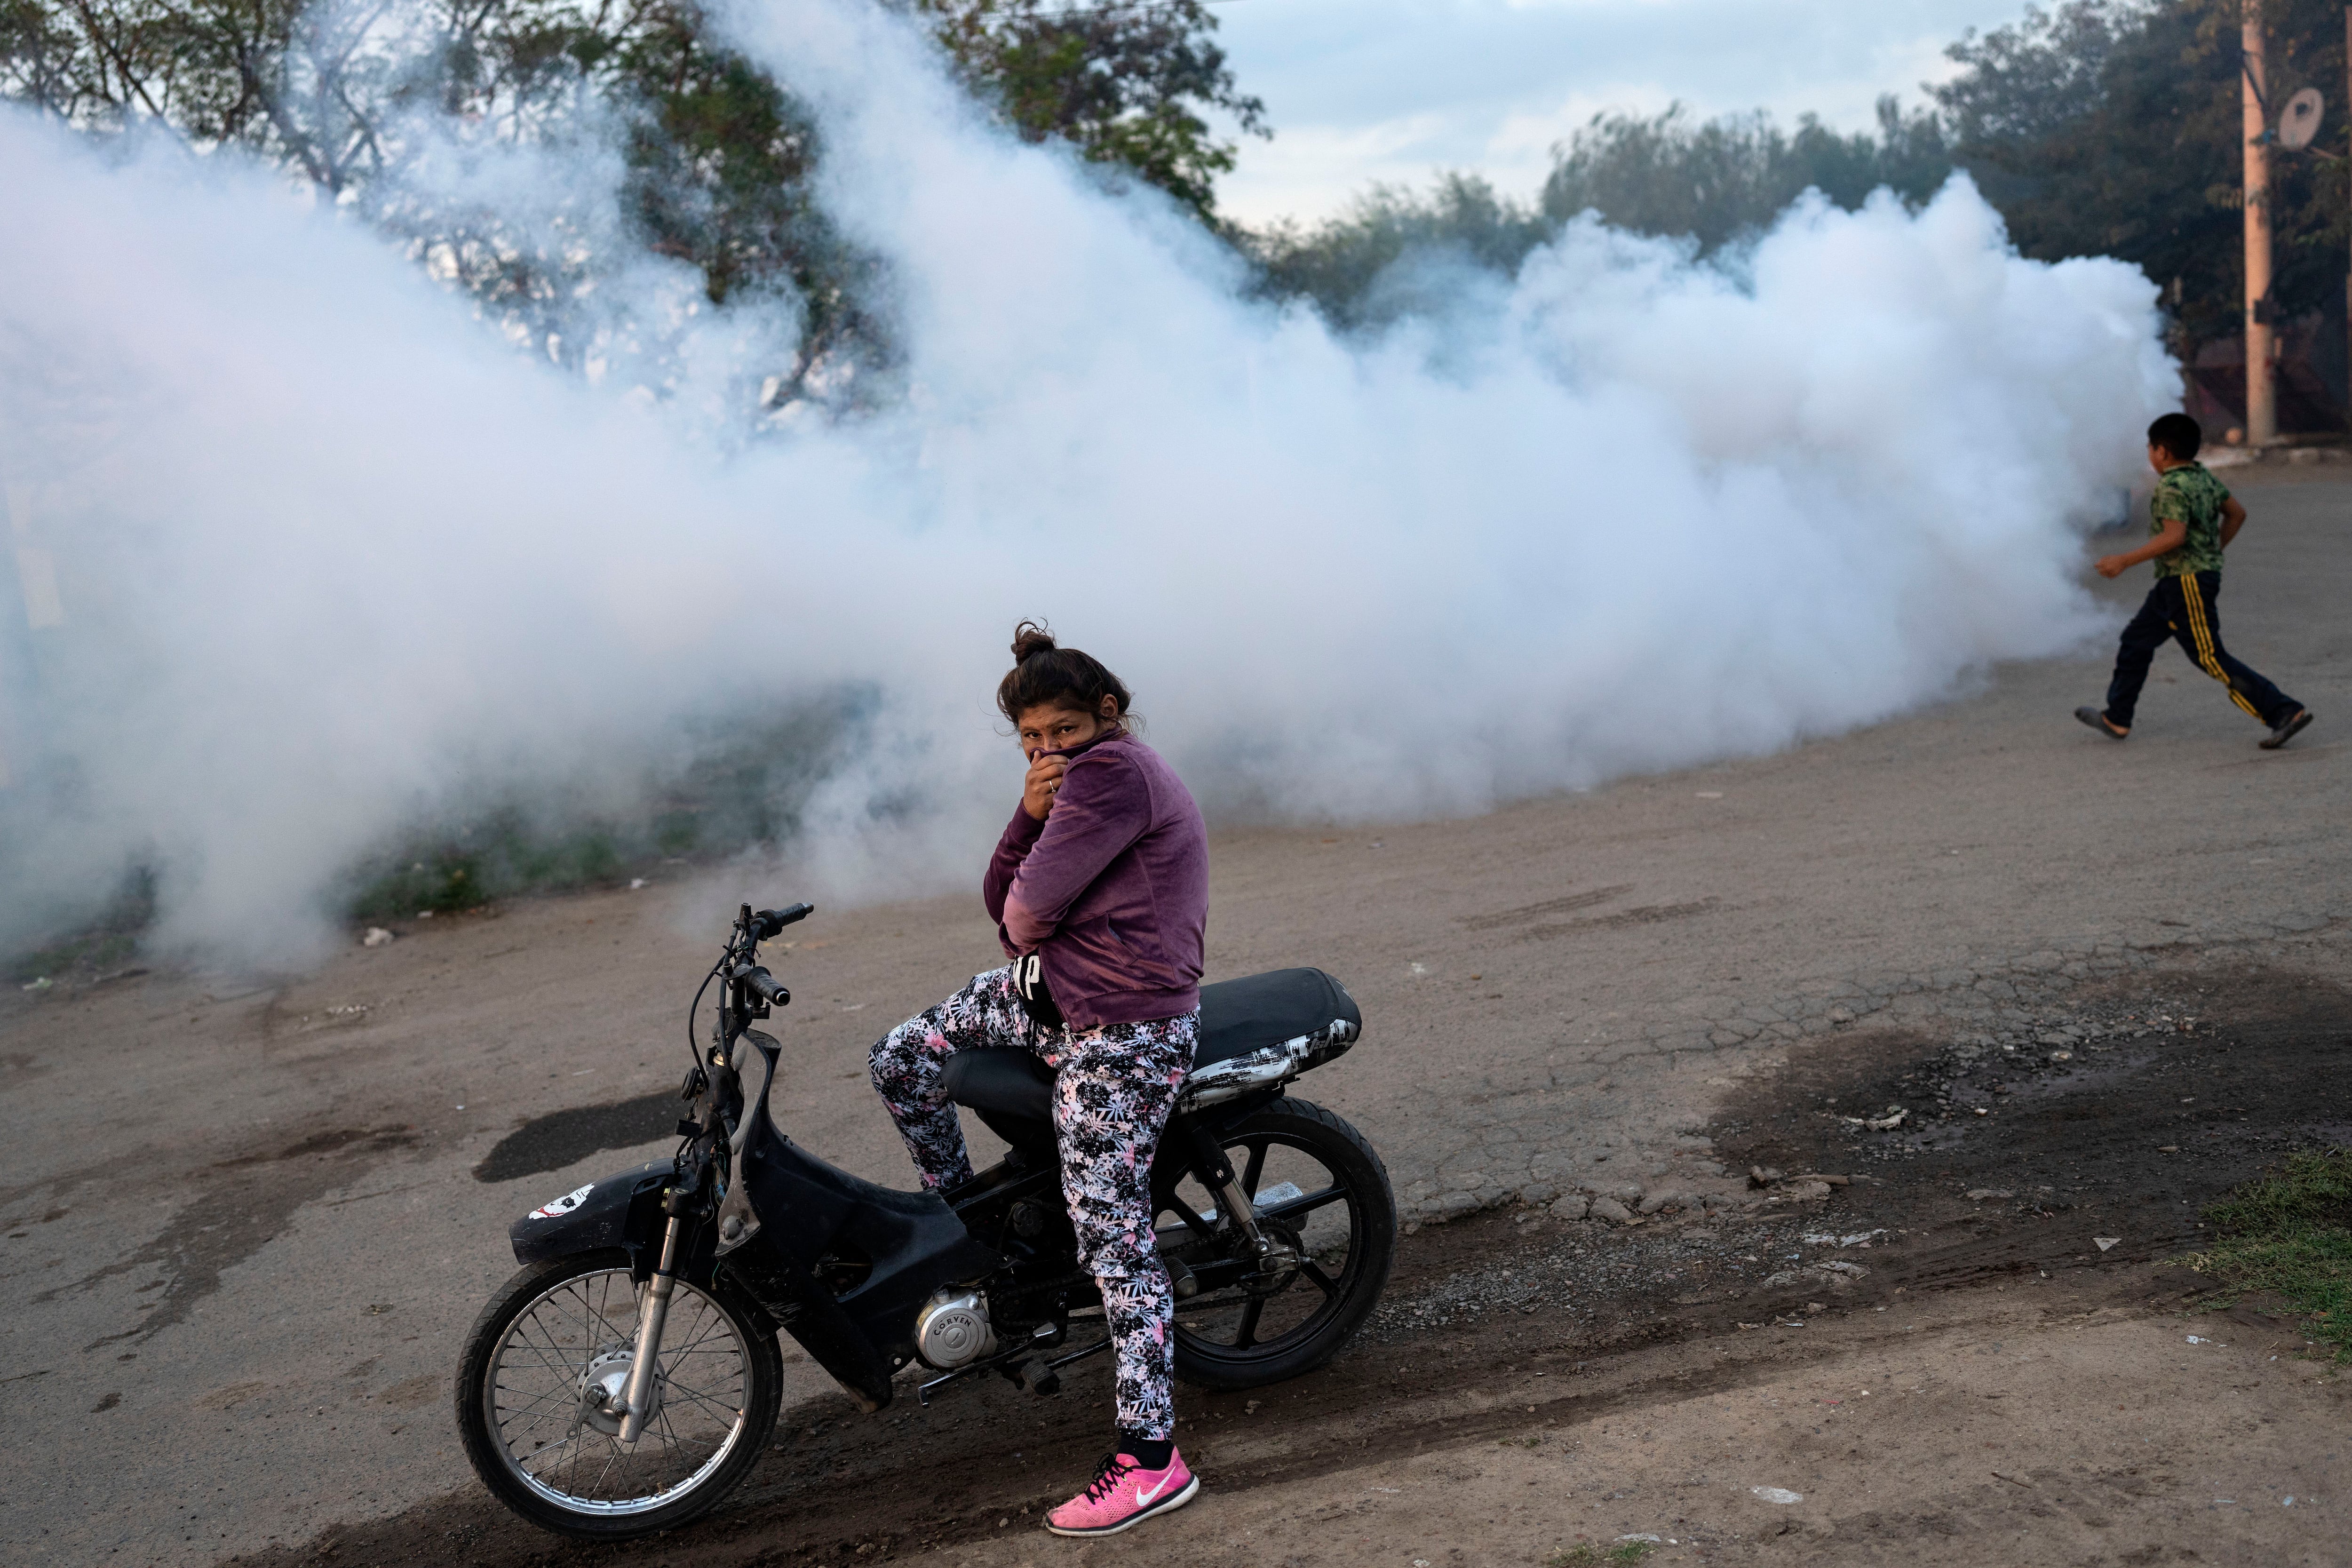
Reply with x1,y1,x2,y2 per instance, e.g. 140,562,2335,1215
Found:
2,867,156,985
7,696,859,967
344,816,635,921
2183,1147,2352,1363
5,928,137,985
341,701,854,923
1546,1544,1653,1568
348,847,495,920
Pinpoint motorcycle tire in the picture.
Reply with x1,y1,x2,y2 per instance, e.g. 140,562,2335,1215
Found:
1173,1096,1396,1392
454,1248,782,1541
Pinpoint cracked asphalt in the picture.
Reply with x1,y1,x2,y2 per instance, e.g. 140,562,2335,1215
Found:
1,468,2346,1566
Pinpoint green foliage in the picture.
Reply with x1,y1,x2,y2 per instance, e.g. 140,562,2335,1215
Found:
1255,0,2349,377
345,821,608,920
6,700,850,958
1,698,856,963
0,0,589,190
1935,0,2140,145
1539,96,1954,255
341,700,848,922
1546,1542,1654,1568
0,0,1263,408
1245,172,1553,330
351,848,495,919
1,866,153,984
1932,0,2352,349
2185,1146,2352,1363
920,0,1265,218
603,6,888,404
1249,100,1952,328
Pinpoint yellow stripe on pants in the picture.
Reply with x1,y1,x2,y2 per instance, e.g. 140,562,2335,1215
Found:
2178,575,2263,719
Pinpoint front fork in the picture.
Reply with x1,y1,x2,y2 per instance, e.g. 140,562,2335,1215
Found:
617,1189,692,1444
1183,1121,1297,1279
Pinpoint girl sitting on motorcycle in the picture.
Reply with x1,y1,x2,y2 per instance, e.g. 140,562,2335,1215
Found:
868,621,1209,1537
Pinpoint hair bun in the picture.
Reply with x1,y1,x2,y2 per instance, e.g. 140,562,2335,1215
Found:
995,620,1133,727
1009,620,1058,662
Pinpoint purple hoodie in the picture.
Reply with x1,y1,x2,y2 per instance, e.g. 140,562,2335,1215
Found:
982,729,1208,1031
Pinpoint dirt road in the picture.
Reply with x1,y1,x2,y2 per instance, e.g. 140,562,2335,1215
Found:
233,965,2352,1568
2,470,2346,1566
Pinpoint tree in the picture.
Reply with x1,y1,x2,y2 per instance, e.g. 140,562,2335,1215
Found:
1933,0,2349,355
588,4,884,405
2,0,399,187
1537,96,1953,254
920,0,1266,219
1243,172,1552,330
1243,100,1953,329
0,1,733,374
1,0,1267,407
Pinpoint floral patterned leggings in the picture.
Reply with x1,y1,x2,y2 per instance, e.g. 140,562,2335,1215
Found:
869,966,1196,1439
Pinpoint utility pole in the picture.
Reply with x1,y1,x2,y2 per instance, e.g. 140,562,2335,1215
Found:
2243,0,2278,445
2344,7,2350,435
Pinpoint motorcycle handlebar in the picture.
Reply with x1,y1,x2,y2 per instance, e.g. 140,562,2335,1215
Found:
749,903,815,940
733,964,790,1010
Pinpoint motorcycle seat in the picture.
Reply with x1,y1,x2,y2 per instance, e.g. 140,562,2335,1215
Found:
938,968,1359,1128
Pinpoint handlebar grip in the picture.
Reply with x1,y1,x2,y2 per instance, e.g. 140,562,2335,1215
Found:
734,964,790,1009
749,903,815,939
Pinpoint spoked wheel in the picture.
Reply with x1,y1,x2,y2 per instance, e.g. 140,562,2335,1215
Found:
1159,1096,1396,1390
454,1249,781,1540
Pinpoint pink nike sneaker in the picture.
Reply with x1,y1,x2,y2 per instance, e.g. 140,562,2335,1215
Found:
1043,1448,1200,1536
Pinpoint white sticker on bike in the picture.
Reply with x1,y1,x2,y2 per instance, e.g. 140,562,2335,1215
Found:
529,1184,594,1219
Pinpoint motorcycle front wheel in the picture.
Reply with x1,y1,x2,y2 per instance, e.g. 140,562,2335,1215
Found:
454,1248,781,1540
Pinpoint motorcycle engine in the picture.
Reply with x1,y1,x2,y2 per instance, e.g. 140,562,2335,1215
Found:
914,1288,998,1370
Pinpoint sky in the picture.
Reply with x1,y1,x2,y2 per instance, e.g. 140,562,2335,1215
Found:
1208,0,2040,224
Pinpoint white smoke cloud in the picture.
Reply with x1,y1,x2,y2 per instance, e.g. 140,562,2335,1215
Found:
0,0,2174,963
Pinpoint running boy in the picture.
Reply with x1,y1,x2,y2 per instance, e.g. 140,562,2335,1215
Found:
2074,413,2312,749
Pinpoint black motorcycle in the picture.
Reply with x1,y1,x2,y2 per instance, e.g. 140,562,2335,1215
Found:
454,901,1395,1539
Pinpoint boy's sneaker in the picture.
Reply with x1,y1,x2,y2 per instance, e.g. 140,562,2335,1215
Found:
2074,706,2128,740
1044,1449,1200,1537
2261,709,2313,750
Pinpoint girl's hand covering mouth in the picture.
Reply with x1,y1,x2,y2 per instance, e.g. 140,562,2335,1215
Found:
1023,752,1070,822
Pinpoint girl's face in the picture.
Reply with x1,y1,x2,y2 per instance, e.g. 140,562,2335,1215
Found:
1016,695,1120,759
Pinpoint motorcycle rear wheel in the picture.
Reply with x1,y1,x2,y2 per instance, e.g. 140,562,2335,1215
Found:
454,1248,781,1540
1167,1096,1396,1391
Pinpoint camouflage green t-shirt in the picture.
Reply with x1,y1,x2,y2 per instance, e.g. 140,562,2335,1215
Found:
2148,462,2230,579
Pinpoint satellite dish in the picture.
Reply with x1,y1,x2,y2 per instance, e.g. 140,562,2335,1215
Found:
2279,87,2324,151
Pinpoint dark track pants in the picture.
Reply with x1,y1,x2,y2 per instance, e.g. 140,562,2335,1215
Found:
2103,572,2299,730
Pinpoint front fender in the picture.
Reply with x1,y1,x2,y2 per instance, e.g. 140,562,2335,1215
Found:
508,1161,670,1266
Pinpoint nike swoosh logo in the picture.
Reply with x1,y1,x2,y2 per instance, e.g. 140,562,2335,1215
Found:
1136,1474,1171,1504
